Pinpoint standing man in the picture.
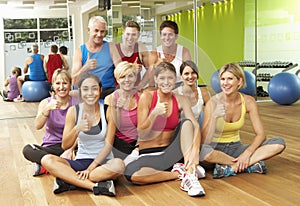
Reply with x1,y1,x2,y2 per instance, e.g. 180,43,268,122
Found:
156,20,192,87
115,20,155,91
14,44,47,102
44,44,69,83
72,16,121,99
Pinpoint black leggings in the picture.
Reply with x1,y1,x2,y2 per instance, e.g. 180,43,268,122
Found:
22,143,64,165
124,119,190,182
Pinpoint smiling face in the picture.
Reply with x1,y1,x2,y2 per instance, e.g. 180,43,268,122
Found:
219,71,242,94
52,76,71,98
181,66,198,87
155,69,176,93
117,71,137,91
160,27,178,48
88,21,107,45
123,27,140,48
80,77,101,105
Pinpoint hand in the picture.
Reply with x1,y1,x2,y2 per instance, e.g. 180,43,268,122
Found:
212,93,226,119
76,113,90,132
154,95,168,116
133,57,142,72
232,152,251,173
76,169,90,180
115,91,128,109
85,53,98,71
47,92,61,110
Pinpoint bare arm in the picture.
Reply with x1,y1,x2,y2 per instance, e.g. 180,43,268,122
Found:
4,77,10,87
109,42,122,67
182,47,192,61
137,91,162,140
201,93,226,144
60,54,69,70
177,94,201,168
43,55,49,78
62,106,79,150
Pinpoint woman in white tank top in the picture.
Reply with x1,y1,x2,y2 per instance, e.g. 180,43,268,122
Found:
173,60,210,121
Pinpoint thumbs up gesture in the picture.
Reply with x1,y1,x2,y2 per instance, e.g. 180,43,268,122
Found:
47,91,61,110
133,57,142,72
212,93,226,119
154,95,168,116
77,113,90,132
85,52,98,71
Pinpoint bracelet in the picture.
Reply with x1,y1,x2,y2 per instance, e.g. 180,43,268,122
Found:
41,112,49,117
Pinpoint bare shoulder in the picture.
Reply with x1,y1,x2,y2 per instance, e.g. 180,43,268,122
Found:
242,93,257,111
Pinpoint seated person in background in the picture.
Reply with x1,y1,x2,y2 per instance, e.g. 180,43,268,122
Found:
173,60,210,122
14,44,47,102
200,62,286,178
104,61,140,162
44,44,69,83
1,66,22,101
22,69,79,176
115,20,156,91
41,73,124,197
155,20,192,88
125,62,205,197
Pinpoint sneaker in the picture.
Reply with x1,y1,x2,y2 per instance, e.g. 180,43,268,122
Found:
247,161,267,174
196,165,206,179
213,164,236,179
53,178,76,194
93,180,116,196
171,163,186,180
13,95,25,102
32,163,49,176
180,173,205,197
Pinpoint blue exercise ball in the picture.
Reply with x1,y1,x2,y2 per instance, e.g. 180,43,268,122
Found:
268,72,300,105
210,70,222,93
239,70,256,96
210,70,256,96
22,81,50,102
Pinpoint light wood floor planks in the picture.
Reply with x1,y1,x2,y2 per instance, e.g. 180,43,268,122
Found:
0,98,299,206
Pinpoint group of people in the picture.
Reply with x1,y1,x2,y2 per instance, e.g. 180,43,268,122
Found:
1,44,70,102
19,15,285,198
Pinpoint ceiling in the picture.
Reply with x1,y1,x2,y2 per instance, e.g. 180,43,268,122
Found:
0,0,206,10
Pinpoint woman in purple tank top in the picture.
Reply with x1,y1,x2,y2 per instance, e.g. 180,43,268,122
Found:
22,69,78,176
1,66,21,101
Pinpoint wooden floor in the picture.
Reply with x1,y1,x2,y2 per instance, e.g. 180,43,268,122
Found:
0,98,299,206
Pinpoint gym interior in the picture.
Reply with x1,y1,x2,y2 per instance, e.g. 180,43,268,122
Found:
0,0,299,205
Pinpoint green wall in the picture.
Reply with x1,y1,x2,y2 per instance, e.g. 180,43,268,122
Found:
168,0,245,85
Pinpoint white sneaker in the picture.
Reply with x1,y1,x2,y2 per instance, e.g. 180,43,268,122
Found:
171,163,185,180
196,165,206,179
180,173,205,197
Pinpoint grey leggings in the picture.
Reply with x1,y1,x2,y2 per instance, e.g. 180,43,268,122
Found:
199,137,286,161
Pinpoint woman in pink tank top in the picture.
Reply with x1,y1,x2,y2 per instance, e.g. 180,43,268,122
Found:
105,61,141,160
124,62,206,197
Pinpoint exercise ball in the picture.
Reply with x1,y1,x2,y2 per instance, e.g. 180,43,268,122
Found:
22,81,50,102
210,70,222,93
268,72,300,105
210,70,256,96
239,70,256,96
